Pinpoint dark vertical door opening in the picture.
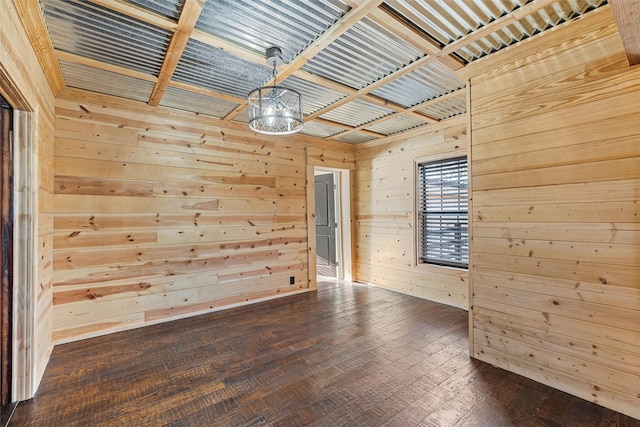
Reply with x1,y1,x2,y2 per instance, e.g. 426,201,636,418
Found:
0,94,13,421
315,173,337,278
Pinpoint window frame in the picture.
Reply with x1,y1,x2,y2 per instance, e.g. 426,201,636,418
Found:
415,155,469,270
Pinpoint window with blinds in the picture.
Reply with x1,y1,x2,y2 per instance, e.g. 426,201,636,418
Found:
417,156,468,269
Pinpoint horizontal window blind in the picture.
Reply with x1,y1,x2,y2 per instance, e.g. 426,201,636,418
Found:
417,156,468,268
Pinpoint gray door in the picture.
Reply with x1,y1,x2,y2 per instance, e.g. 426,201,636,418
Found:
315,173,336,277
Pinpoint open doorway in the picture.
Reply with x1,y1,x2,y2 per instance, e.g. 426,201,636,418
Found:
0,94,13,422
312,167,352,283
315,172,338,278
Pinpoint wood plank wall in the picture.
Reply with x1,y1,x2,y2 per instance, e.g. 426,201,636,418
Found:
52,88,356,343
36,113,54,384
466,6,640,419
354,117,469,309
1,0,55,398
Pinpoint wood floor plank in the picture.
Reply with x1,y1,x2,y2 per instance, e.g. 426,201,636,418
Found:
9,280,640,426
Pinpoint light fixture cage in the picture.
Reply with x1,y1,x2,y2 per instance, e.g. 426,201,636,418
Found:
248,86,303,135
247,47,303,135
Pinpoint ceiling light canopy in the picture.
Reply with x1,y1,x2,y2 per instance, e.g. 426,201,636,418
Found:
247,47,303,135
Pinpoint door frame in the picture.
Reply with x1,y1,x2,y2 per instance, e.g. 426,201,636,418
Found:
307,165,354,289
0,97,13,413
0,69,39,401
314,171,338,278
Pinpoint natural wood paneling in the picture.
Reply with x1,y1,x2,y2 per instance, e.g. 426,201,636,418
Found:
467,6,640,419
354,122,469,309
52,88,356,343
34,100,55,394
1,0,56,400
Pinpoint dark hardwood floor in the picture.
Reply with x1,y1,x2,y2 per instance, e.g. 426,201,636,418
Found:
9,280,640,426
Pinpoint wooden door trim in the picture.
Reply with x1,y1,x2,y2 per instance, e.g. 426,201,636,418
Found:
306,160,354,287
305,158,317,291
1,57,44,402
11,111,38,401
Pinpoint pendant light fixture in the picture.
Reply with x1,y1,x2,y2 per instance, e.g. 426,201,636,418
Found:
247,47,303,135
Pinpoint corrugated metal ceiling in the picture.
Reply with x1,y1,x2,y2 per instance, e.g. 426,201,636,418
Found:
126,0,184,21
59,59,155,103
320,99,395,128
278,76,348,116
299,121,346,139
371,60,465,108
41,0,171,76
37,0,609,144
302,16,424,90
159,86,239,118
196,0,350,62
418,92,467,120
366,114,431,136
173,39,271,99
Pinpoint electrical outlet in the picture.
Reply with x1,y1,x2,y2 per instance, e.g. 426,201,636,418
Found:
289,276,295,285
